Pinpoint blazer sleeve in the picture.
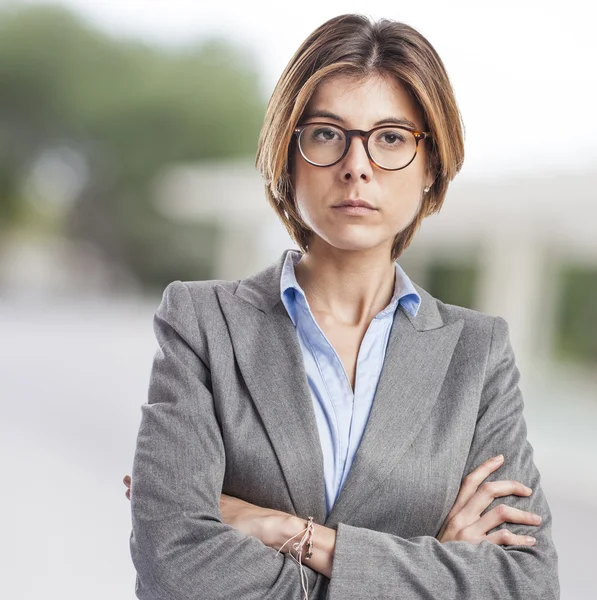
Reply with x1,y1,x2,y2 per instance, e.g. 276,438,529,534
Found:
326,316,560,600
129,281,323,600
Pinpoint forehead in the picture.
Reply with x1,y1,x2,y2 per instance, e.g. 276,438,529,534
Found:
303,73,425,129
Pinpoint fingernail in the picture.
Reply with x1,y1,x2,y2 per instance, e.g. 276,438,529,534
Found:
526,536,536,544
525,486,533,493
493,454,504,462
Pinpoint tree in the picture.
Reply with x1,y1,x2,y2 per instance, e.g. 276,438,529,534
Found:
0,4,265,288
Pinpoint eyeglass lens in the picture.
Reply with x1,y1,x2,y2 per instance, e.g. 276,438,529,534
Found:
297,124,418,169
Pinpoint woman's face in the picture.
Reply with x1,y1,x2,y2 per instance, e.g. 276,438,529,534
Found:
291,73,433,257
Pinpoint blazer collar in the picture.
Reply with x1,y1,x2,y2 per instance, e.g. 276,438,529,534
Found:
215,249,464,526
233,248,443,331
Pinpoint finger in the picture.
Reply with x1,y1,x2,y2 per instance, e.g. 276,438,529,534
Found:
126,489,130,501
123,475,131,485
465,479,532,517
485,528,536,547
470,503,541,538
446,455,505,521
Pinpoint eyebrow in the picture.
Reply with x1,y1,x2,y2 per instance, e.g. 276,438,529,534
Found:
300,109,419,130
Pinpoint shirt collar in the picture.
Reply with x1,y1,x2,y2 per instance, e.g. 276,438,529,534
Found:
280,249,421,326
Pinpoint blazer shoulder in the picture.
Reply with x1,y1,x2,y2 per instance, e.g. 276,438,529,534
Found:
160,277,240,308
157,278,241,328
182,277,241,294
182,278,240,302
417,283,498,336
441,301,495,329
155,278,241,363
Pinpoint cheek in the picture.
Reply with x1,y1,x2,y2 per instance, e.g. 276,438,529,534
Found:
383,177,423,223
292,165,328,223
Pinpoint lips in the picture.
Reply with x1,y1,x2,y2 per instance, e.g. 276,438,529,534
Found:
333,199,377,210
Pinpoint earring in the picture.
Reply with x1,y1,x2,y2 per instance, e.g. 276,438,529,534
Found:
424,186,431,193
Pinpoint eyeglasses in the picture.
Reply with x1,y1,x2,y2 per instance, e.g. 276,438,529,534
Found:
293,122,431,171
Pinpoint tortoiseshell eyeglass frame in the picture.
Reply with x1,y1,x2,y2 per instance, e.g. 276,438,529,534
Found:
293,121,432,171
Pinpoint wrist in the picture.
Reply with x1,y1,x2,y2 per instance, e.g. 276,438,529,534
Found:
262,513,305,552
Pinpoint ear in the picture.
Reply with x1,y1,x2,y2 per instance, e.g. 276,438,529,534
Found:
424,170,435,190
424,175,436,193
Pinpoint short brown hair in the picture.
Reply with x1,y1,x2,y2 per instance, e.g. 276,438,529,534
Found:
255,13,465,261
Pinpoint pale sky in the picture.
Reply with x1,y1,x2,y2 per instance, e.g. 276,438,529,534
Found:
17,0,597,178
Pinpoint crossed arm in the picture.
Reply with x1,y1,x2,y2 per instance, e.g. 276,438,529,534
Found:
125,452,540,583
127,478,337,578
128,281,559,599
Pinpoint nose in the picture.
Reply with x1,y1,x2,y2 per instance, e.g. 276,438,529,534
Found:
340,134,374,181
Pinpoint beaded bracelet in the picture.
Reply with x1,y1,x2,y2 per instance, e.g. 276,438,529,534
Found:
276,515,315,561
303,516,315,559
276,515,316,600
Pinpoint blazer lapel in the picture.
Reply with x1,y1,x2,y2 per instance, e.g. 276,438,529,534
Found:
215,251,328,524
215,249,464,529
324,286,464,527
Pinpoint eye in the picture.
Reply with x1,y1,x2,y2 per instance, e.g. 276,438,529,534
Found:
311,126,343,142
375,129,407,146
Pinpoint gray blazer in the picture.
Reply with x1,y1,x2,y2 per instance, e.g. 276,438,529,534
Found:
129,248,559,600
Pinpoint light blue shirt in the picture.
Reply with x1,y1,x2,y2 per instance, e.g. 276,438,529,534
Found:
280,250,421,516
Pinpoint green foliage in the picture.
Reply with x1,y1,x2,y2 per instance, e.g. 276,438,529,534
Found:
554,265,597,366
426,261,480,310
0,4,265,288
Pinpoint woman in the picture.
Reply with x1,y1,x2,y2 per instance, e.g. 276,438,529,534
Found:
125,14,559,600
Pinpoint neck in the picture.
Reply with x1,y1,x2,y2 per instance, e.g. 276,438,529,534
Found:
292,239,396,327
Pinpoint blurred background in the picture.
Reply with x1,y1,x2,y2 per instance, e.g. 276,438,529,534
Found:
0,0,595,598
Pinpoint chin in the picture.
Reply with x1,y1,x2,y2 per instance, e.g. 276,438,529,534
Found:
316,231,391,254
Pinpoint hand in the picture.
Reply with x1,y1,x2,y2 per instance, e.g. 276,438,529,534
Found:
436,455,541,546
122,474,291,547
